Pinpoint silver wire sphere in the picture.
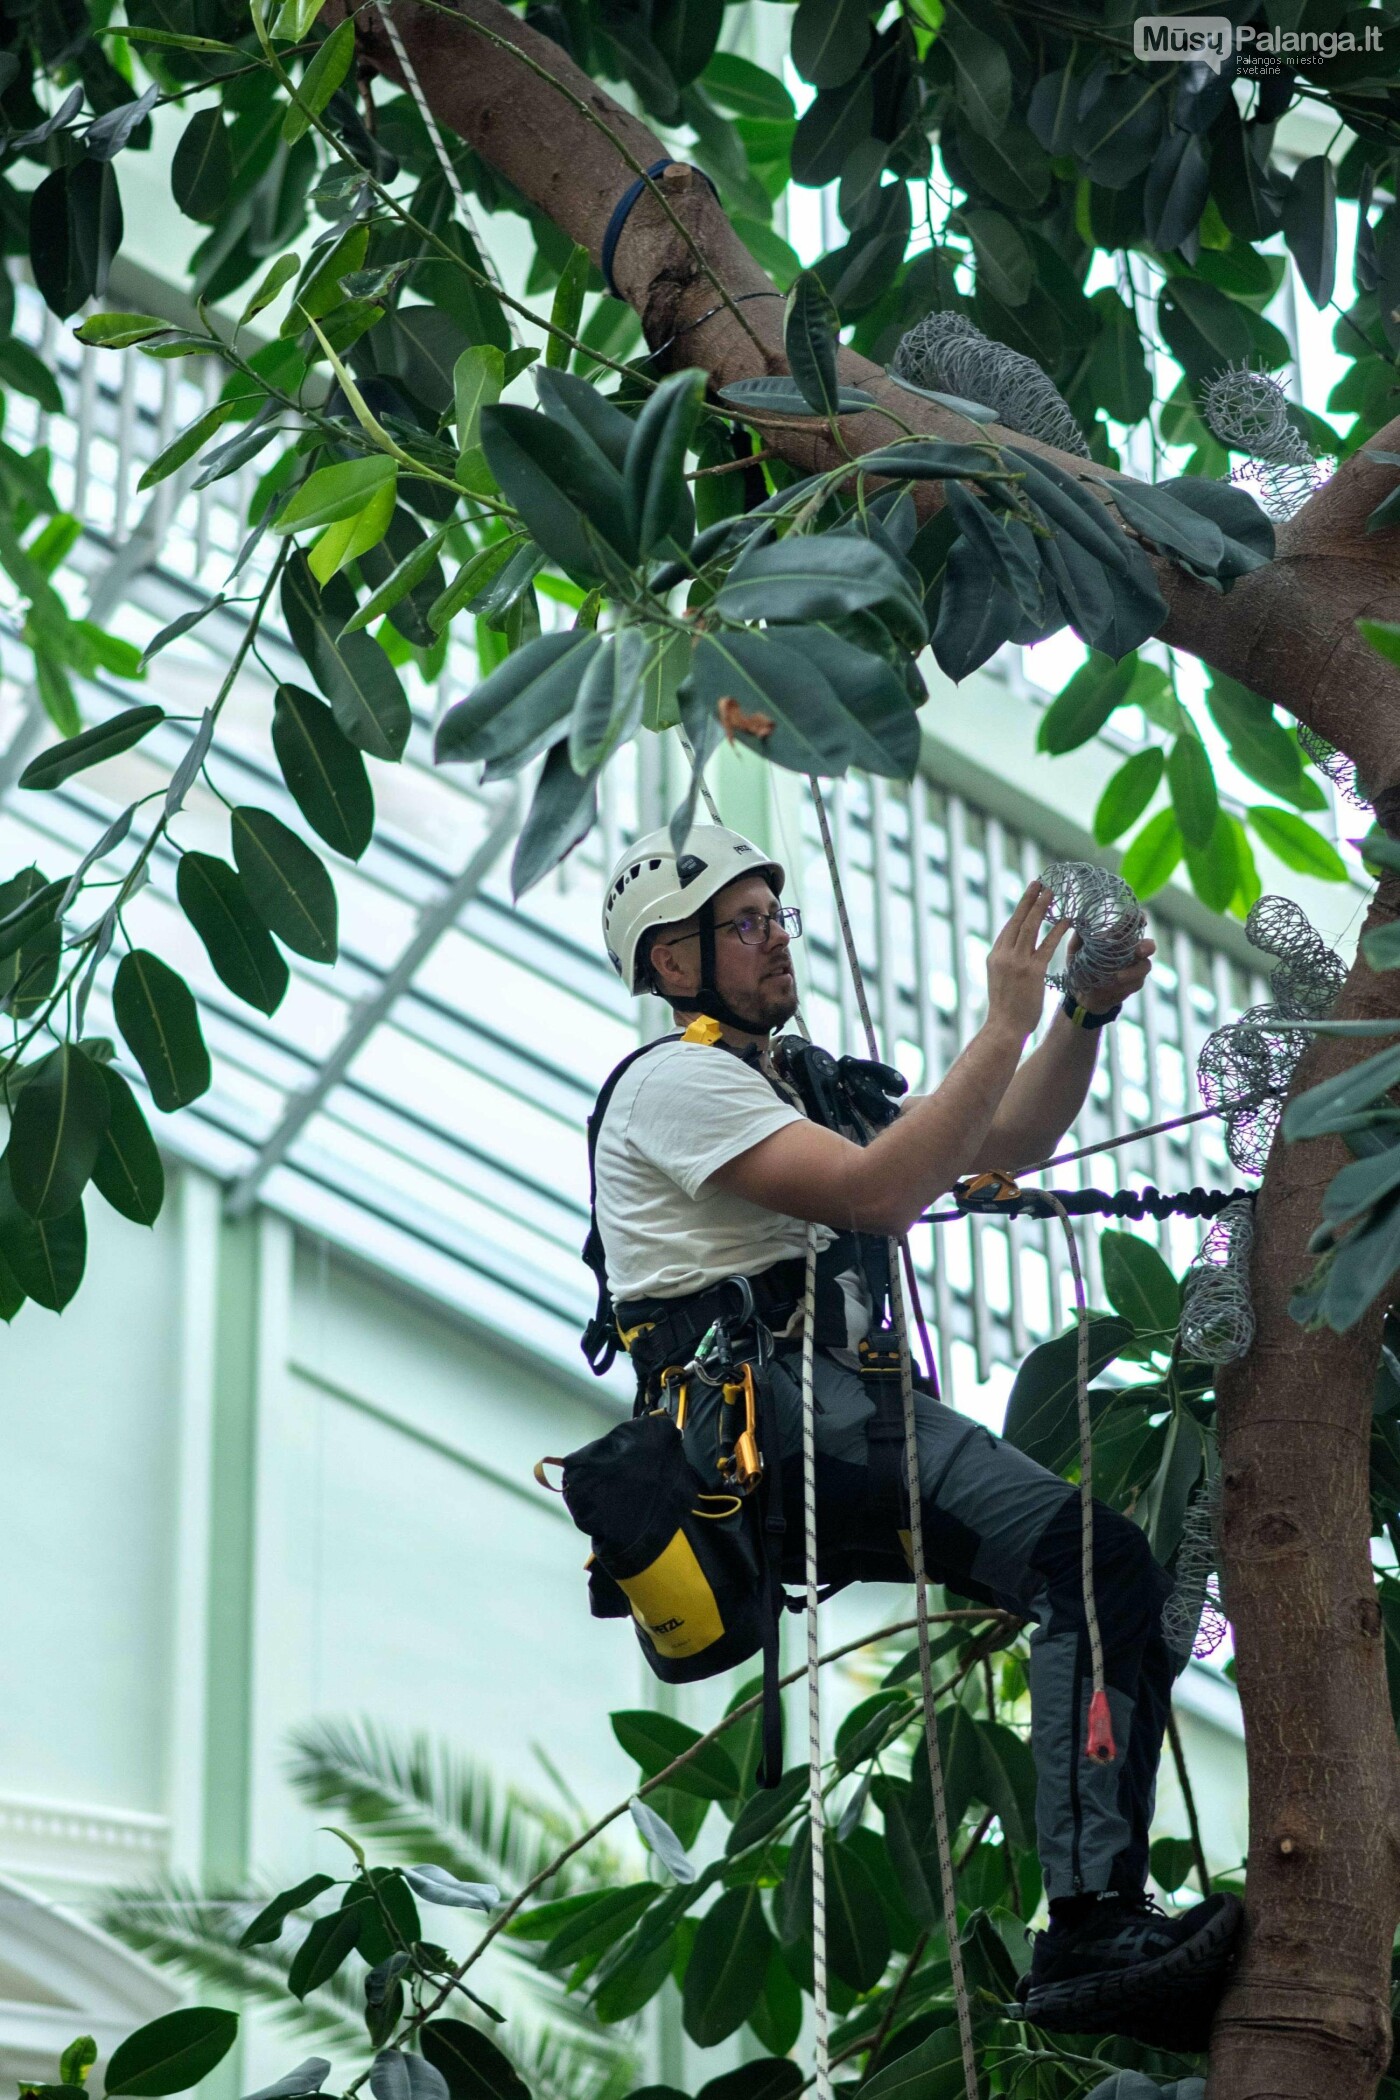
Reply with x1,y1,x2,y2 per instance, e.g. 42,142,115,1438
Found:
1036,861,1147,998
1199,363,1331,522
1244,894,1348,1019
890,311,1091,457
1180,1198,1256,1366
1297,723,1369,808
1161,1478,1229,1660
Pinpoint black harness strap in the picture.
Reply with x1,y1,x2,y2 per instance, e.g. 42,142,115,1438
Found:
580,1032,681,1376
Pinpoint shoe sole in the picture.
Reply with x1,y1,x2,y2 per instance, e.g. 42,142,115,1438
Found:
1024,1895,1244,2036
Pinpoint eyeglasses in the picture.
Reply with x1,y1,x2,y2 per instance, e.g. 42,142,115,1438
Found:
663,906,803,950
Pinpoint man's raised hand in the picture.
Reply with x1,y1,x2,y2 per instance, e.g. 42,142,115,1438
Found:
1065,928,1157,1015
985,883,1073,1042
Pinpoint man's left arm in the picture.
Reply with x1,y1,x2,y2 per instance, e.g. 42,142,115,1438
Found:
962,933,1156,1174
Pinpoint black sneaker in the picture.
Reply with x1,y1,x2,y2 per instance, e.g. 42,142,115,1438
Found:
1019,1892,1244,2050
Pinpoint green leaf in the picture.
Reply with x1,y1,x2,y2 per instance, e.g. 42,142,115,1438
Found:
1003,1314,1136,1471
624,368,705,557
342,523,451,638
725,1766,807,1856
231,808,338,964
962,208,1033,306
277,457,397,535
714,537,913,624
1150,1835,1199,1896
540,1886,661,1972
1104,478,1226,573
702,53,794,121
1285,1041,1400,1144
1094,748,1163,844
287,1909,361,2000
18,705,164,791
73,312,171,350
568,628,647,776
58,2039,96,2089
1037,653,1135,755
791,0,871,90
825,1837,890,1991
685,628,857,777
1282,154,1337,310
105,2011,238,2096
113,951,211,1113
510,740,600,897
177,852,290,1017
1185,807,1240,914
91,1065,164,1227
435,632,602,774
453,346,505,484
421,2021,530,2100
1120,807,1183,898
30,161,122,321
281,554,410,762
1086,287,1153,424
1206,672,1314,805
682,1885,772,2044
171,108,234,223
942,0,1011,138
284,17,355,143
338,1867,420,1965
0,338,64,414
1100,1230,1180,1337
479,404,631,580
0,1157,84,1310
1248,805,1347,881
545,244,590,370
784,271,841,419
1140,1408,1202,1562
272,685,374,861
696,2065,800,2100
8,1045,110,1221
240,254,300,328
610,1710,741,1802
776,625,921,779
1360,617,1400,663
1167,732,1218,850
859,2026,967,2100
718,375,875,419
976,1720,1037,1849
238,1873,336,1950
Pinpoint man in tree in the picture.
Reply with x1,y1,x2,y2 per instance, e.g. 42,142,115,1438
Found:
590,821,1240,2044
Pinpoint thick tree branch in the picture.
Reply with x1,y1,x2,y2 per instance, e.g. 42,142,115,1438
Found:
347,0,1400,792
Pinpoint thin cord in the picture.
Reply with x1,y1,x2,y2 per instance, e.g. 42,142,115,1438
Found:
1022,1097,1250,1177
801,1225,833,2100
375,0,518,341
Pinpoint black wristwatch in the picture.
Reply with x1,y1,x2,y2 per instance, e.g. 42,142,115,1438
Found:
1062,993,1122,1030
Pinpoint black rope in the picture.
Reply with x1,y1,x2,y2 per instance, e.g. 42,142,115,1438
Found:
922,1184,1256,1226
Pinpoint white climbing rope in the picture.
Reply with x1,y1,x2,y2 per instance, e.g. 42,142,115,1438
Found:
800,1225,833,2100
808,779,978,2100
374,1,518,339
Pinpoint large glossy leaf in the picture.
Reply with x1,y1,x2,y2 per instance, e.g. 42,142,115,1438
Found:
715,535,919,627
1206,674,1313,805
682,1885,772,2043
105,2010,238,2096
1167,732,1218,850
962,207,1032,306
435,632,602,774
178,852,290,1016
113,951,211,1112
171,107,233,221
1120,807,1182,897
480,403,632,579
231,808,338,963
1249,805,1346,881
684,628,857,776
718,375,875,419
0,1159,85,1310
1036,654,1135,756
696,2064,801,2100
1144,127,1209,254
568,628,647,776
858,2026,967,2100
370,2056,448,2100
287,1909,361,2000
942,0,1011,139
272,684,374,860
1100,1230,1180,1336
510,741,601,898
1003,1314,1136,1470
8,1044,111,1220
791,72,874,187
30,160,122,318
284,17,355,143
825,1836,890,1990
790,0,870,89
540,1885,661,1971
19,705,164,791
931,537,1018,680
1156,475,1273,571
774,626,921,779
1094,748,1163,845
275,456,396,534
281,555,410,763
1285,1041,1400,1143
611,1709,741,1801
624,368,704,557
91,1063,164,1226
533,366,636,472
420,2023,530,2100
784,270,841,418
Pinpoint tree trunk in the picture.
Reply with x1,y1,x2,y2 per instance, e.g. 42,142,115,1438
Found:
344,5,1400,2090
1211,888,1400,2100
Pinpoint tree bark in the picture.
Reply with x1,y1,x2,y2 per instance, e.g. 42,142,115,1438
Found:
343,5,1400,2091
1213,894,1400,2100
345,0,1400,786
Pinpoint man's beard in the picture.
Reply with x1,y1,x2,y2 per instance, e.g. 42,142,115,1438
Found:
749,971,799,1031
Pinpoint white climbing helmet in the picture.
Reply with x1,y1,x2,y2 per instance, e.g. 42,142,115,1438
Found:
602,825,785,994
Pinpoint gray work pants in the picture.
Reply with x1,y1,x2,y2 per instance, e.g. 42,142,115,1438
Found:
680,1347,1179,1901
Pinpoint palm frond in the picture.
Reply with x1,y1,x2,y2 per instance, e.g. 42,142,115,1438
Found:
96,1876,364,2055
284,1720,621,1893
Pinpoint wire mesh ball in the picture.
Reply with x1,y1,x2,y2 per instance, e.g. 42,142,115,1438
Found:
890,310,1091,457
1161,1481,1229,1661
1297,722,1369,808
1228,455,1329,524
1200,364,1313,466
1245,895,1346,1018
1197,1006,1304,1175
1037,860,1147,997
1180,1198,1256,1365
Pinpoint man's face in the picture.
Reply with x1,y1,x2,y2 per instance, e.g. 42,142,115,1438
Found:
653,873,798,1032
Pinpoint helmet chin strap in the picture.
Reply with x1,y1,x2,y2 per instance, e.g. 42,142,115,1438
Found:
670,899,771,1037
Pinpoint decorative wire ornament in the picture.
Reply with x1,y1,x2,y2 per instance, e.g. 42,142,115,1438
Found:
890,311,1091,457
1297,722,1369,809
1036,861,1147,998
1161,1477,1229,1660
1195,896,1343,1174
1179,1197,1256,1366
1199,362,1333,523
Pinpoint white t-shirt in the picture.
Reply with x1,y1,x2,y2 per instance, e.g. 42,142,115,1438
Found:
594,1038,871,1346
